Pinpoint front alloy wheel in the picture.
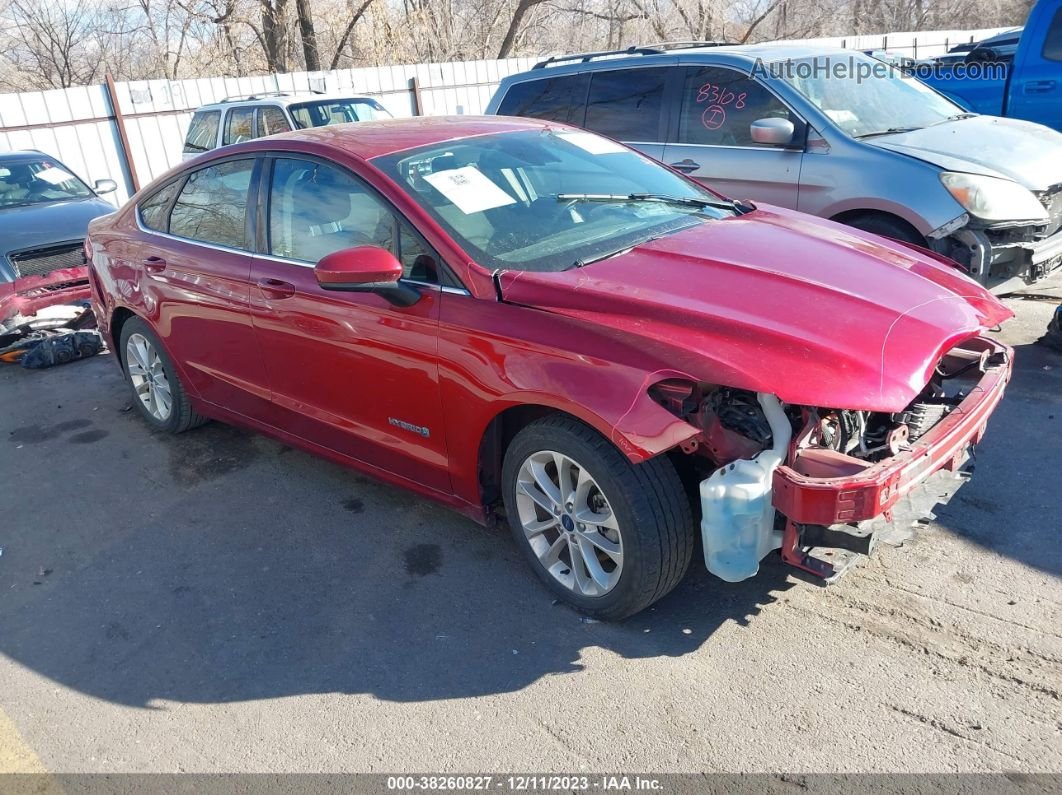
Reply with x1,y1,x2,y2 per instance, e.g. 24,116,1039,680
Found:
515,450,624,597
502,415,695,620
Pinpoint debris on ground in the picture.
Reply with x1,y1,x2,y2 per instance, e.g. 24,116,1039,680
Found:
0,303,104,368
1040,304,1062,352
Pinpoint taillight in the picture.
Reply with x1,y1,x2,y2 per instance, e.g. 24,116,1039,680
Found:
83,237,93,267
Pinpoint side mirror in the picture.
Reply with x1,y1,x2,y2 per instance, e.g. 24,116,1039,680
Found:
314,246,420,307
965,47,998,63
94,178,118,195
750,118,795,146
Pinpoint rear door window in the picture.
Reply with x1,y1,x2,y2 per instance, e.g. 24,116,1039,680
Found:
675,66,801,147
183,110,220,154
223,107,256,145
258,106,292,136
169,159,255,249
496,74,590,124
138,180,182,232
583,68,668,142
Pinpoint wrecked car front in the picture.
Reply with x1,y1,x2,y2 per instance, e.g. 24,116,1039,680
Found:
497,203,1014,582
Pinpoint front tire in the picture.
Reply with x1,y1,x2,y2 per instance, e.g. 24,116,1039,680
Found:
845,213,925,246
119,317,207,434
502,415,695,620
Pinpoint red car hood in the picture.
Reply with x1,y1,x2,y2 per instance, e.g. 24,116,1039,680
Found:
0,267,91,326
496,206,1012,412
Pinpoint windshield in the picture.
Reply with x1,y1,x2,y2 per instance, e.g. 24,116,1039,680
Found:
372,129,736,273
0,158,93,208
781,54,963,138
289,98,393,128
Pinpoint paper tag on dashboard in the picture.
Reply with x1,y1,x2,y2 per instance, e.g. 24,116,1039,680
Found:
556,132,626,155
36,166,75,185
423,166,516,214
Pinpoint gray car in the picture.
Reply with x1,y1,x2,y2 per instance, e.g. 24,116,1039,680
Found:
0,151,117,284
486,43,1062,292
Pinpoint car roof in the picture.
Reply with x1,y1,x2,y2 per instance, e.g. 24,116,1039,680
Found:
979,27,1023,45
512,42,867,80
228,115,556,161
196,92,382,111
0,150,48,160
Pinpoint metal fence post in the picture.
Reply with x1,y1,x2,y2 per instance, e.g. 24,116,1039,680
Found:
409,76,424,116
104,72,141,193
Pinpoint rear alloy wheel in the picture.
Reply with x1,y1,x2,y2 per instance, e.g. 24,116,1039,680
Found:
119,317,207,434
126,332,172,422
502,415,694,620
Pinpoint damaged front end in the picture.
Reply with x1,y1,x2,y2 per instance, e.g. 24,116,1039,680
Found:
0,257,98,367
650,336,1013,582
929,183,1062,294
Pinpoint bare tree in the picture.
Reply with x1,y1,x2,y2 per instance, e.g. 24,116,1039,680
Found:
3,0,108,89
328,0,374,69
295,0,321,69
497,0,550,57
0,0,1034,87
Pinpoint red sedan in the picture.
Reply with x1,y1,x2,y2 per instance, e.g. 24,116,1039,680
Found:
87,116,1013,619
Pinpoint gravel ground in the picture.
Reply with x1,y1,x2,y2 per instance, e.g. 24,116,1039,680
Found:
0,297,1059,775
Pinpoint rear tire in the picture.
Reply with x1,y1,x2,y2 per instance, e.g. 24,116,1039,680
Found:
502,414,695,620
119,317,207,434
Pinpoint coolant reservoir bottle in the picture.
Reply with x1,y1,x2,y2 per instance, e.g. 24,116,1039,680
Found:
699,393,789,582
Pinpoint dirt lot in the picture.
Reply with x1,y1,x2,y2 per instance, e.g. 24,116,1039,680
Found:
0,297,1059,775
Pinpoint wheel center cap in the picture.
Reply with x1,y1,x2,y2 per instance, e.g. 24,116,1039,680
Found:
561,515,575,533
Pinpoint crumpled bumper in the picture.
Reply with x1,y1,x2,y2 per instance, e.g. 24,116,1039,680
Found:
772,337,1012,527
0,266,91,327
771,336,1012,580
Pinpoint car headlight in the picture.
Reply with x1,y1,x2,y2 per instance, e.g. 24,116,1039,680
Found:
940,172,1048,223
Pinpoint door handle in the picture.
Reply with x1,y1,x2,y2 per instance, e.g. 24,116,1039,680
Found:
669,159,701,173
1024,80,1056,94
257,277,296,299
142,256,167,273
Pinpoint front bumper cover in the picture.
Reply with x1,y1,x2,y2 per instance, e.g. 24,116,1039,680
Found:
0,266,91,328
772,338,1011,527
770,336,1012,579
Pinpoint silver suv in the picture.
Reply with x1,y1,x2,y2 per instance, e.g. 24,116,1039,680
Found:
486,43,1062,293
182,91,393,161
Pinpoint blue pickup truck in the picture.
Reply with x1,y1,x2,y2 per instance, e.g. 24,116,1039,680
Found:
919,0,1062,130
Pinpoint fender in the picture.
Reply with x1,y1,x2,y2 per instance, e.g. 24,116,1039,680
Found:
449,385,700,510
822,198,937,237
436,294,704,507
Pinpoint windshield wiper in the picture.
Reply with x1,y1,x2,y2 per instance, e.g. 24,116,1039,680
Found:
557,192,738,212
571,245,634,269
854,126,923,139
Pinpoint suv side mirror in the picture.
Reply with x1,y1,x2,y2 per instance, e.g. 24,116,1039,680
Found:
94,178,118,195
965,47,998,63
750,118,795,146
314,246,420,306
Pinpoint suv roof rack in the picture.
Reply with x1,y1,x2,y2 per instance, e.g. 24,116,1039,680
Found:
218,90,325,103
640,40,733,51
532,46,665,68
532,40,734,68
